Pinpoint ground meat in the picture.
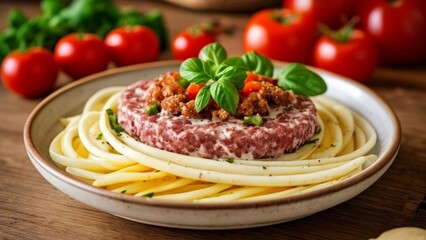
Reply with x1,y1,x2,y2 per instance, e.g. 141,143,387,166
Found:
145,73,185,105
237,92,269,117
180,100,202,119
259,82,295,106
212,109,231,121
118,79,318,160
161,74,185,98
145,84,163,105
161,94,186,115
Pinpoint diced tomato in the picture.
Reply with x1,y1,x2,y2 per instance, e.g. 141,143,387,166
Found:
186,83,206,100
245,71,276,84
241,81,261,96
245,71,257,82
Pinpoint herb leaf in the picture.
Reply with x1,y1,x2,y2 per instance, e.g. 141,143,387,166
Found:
216,65,247,90
180,58,211,84
144,101,160,115
142,192,154,198
278,63,327,96
221,57,245,68
243,115,263,126
106,109,124,133
242,51,274,77
210,80,239,115
199,42,227,65
195,86,211,112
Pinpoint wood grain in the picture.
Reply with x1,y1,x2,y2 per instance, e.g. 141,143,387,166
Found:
0,1,425,239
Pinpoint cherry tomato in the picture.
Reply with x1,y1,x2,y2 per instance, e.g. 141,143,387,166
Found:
54,33,109,80
186,83,205,100
172,30,216,60
104,25,160,67
1,48,58,98
241,81,261,96
358,0,426,64
313,22,378,83
284,0,357,28
243,9,317,64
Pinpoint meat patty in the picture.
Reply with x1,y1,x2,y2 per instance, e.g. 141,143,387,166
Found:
118,79,318,160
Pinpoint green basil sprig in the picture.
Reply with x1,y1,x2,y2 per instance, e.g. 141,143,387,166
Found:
180,43,246,114
180,43,277,115
278,63,327,96
180,43,327,115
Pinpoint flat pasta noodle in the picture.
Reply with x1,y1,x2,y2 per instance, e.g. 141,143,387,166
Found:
49,86,378,202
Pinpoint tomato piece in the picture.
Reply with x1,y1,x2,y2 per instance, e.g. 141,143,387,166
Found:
186,83,206,100
284,0,357,28
313,24,378,83
245,71,276,84
54,33,110,80
1,48,58,98
358,0,426,64
105,26,160,67
245,71,258,82
241,81,262,96
243,9,317,64
172,30,216,60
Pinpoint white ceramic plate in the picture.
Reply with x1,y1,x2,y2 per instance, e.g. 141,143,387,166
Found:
24,60,401,229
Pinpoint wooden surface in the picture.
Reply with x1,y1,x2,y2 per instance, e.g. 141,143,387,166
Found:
1,1,425,239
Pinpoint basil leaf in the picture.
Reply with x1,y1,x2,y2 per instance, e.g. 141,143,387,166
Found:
242,51,274,77
180,58,210,84
278,63,327,96
199,42,227,65
210,80,239,115
195,86,211,112
221,57,245,68
203,60,216,80
217,66,247,90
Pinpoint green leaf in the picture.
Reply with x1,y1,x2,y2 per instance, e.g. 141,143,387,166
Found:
210,80,239,115
106,109,124,133
203,60,216,80
243,115,263,126
195,86,211,112
242,51,274,77
217,66,247,90
221,57,245,68
144,101,161,115
277,63,327,96
199,42,227,65
180,58,211,84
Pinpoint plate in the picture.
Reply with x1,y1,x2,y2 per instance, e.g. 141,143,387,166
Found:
23,60,401,229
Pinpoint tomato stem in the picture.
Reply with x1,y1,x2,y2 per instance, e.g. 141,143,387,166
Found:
271,9,299,25
319,17,359,43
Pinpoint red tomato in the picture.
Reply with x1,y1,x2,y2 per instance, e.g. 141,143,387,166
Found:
284,0,357,28
186,83,205,100
172,30,216,60
313,28,378,83
243,9,317,64
1,48,58,98
358,0,426,64
54,33,109,80
241,81,261,96
104,26,160,67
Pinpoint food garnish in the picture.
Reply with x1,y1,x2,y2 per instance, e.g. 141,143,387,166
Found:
180,42,327,115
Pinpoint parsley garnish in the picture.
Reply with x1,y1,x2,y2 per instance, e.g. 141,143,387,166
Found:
226,158,234,163
106,108,124,134
96,133,103,140
142,192,154,198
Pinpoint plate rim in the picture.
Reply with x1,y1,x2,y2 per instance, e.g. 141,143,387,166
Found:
23,60,401,210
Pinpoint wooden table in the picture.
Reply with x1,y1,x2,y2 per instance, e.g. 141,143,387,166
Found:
1,1,425,239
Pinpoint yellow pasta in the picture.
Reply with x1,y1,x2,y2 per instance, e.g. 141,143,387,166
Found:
49,87,378,202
